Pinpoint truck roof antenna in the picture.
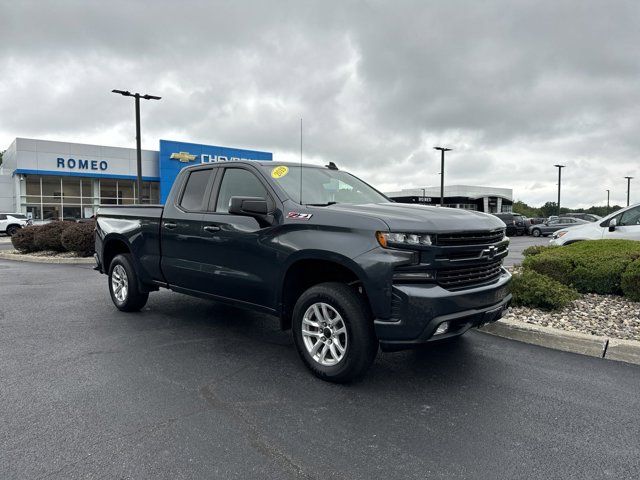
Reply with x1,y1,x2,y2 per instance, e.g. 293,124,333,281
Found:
299,118,303,205
326,162,338,170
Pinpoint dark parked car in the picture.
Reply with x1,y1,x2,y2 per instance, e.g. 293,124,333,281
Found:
95,161,512,382
529,217,589,237
492,213,529,236
528,217,546,225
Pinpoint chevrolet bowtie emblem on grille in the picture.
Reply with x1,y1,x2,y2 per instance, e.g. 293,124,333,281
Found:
482,245,497,259
170,151,197,163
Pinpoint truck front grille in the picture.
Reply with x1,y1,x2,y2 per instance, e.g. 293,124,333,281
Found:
437,260,503,289
436,229,505,246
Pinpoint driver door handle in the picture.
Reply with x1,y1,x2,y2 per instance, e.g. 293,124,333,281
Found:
203,225,221,233
163,222,177,229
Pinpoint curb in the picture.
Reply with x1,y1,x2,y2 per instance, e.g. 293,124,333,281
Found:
0,251,95,264
478,318,640,366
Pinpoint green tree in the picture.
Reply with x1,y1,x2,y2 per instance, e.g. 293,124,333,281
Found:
539,201,558,218
0,150,4,167
512,200,541,218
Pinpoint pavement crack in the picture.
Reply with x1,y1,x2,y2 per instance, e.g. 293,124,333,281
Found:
200,379,321,480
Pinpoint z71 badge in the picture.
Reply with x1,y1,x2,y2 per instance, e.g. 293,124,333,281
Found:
287,212,313,220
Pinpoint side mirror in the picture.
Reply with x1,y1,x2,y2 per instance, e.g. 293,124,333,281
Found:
229,196,269,216
608,218,617,232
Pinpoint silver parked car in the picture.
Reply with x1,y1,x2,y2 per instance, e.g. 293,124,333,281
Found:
529,217,588,237
551,203,640,246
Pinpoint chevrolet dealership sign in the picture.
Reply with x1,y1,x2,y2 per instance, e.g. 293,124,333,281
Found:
159,139,272,202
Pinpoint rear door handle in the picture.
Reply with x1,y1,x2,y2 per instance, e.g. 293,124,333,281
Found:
163,222,177,229
203,225,220,233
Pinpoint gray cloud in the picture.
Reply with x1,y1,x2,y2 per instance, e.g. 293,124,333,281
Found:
1,0,638,207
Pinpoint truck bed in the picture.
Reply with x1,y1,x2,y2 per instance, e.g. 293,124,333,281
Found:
96,205,165,285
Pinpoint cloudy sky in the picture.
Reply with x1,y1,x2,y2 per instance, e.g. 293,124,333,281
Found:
1,0,638,207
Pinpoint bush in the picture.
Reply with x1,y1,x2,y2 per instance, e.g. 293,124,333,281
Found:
621,258,640,302
523,240,640,295
522,245,556,257
61,221,96,257
11,226,38,253
511,269,579,310
33,221,75,252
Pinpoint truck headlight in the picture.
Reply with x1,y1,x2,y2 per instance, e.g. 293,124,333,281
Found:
376,232,432,248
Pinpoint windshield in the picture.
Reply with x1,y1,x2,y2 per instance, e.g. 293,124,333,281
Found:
262,165,390,205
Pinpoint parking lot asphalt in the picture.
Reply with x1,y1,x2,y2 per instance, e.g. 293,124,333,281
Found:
504,235,550,266
1,259,639,480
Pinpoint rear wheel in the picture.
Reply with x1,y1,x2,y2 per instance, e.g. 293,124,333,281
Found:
108,254,148,312
292,282,378,383
531,228,541,237
6,225,20,236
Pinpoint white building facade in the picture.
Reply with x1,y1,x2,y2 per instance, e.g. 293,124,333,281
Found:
0,138,160,220
385,185,513,213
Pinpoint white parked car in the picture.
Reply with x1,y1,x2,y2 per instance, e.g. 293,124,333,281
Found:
550,203,640,246
0,213,30,236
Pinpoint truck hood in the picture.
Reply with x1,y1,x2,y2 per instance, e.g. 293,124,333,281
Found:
322,203,504,232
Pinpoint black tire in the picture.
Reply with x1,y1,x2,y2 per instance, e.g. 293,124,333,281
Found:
292,282,378,383
108,254,149,312
6,225,20,236
531,228,541,237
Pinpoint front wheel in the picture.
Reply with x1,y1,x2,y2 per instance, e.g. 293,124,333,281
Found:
6,225,20,236
108,254,149,312
531,228,541,237
292,282,378,383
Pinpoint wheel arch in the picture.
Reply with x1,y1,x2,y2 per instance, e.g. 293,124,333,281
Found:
5,223,21,234
278,252,373,331
102,234,132,272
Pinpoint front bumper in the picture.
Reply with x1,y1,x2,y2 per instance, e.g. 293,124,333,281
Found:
375,269,511,350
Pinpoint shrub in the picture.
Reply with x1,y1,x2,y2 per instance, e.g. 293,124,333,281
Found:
511,269,579,310
33,221,75,252
522,245,556,257
523,240,640,295
61,221,96,257
11,226,38,253
621,258,640,302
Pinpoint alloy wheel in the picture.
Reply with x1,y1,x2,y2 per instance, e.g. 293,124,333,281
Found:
111,264,129,302
301,302,348,366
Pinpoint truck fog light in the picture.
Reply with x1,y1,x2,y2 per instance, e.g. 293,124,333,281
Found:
434,321,450,335
392,271,434,281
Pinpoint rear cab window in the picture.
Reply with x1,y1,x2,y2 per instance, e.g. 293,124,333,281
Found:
179,169,212,211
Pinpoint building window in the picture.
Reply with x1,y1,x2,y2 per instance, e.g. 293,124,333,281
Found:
99,179,159,205
20,175,159,220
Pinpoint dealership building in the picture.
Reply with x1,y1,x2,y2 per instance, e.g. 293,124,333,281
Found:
385,185,513,213
0,137,272,221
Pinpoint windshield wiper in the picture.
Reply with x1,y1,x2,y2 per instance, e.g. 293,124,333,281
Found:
305,202,338,207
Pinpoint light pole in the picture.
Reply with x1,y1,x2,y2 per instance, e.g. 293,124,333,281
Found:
434,147,452,206
606,189,610,214
112,89,161,204
554,164,565,216
624,176,633,206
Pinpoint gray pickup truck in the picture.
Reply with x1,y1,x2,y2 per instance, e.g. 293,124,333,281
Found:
95,161,511,382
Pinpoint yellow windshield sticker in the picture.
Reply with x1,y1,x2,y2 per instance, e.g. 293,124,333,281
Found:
271,166,289,179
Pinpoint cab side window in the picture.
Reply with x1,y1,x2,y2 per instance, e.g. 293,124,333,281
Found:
619,206,640,226
179,169,211,211
215,169,269,213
